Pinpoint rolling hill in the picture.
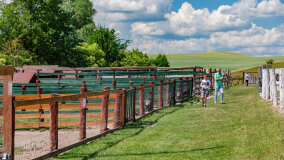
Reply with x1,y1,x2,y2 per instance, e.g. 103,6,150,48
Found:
149,52,284,72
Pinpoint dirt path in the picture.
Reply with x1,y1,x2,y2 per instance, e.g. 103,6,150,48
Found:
15,126,101,160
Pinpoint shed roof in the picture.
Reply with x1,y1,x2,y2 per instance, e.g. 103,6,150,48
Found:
13,65,59,83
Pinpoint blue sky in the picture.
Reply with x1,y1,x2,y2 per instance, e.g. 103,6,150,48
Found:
92,0,284,56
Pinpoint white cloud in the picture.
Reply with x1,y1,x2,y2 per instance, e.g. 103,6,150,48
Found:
131,0,284,37
92,0,172,22
92,0,173,40
256,0,284,17
130,24,284,56
209,23,284,48
131,21,169,36
92,0,284,56
165,2,248,36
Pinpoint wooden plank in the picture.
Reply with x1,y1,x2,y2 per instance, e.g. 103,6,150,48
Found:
14,91,110,107
88,94,116,99
12,93,120,100
15,120,113,129
13,95,41,99
15,103,115,110
2,112,115,119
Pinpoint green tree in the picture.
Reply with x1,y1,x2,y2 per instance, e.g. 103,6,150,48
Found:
120,49,154,66
0,0,96,66
60,0,96,41
88,26,130,67
0,38,32,66
75,42,106,67
0,0,78,65
154,54,170,67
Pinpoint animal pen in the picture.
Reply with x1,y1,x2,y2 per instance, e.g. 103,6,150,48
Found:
0,66,223,160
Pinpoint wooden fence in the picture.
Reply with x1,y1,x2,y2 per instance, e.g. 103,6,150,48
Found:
0,66,225,160
260,68,283,109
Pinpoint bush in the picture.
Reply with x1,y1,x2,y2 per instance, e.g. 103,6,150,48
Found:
120,49,154,66
74,42,106,67
154,54,170,67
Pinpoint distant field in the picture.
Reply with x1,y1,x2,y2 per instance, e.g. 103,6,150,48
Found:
149,52,284,71
232,61,284,78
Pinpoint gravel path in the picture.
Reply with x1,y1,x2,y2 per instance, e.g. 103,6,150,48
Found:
15,125,101,160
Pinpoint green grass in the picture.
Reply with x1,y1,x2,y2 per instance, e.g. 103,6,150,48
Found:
53,85,284,160
149,52,284,71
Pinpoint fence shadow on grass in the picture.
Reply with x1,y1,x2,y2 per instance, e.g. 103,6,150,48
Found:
95,146,224,158
55,105,184,160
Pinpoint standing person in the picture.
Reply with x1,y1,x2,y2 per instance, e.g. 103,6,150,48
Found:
245,72,250,87
214,68,224,104
200,74,211,107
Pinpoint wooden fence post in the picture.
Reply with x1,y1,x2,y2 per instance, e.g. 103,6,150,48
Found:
75,71,79,79
166,80,170,106
121,89,126,125
112,80,116,88
130,86,136,121
178,78,183,101
2,66,15,160
269,69,273,101
193,74,196,97
158,80,163,108
79,87,86,140
149,81,155,110
209,68,212,86
114,88,122,128
266,68,270,100
261,69,266,100
21,85,26,112
280,69,284,110
139,84,145,116
50,94,58,151
171,79,176,105
184,77,190,100
36,79,40,88
100,87,110,133
38,87,44,122
270,69,278,107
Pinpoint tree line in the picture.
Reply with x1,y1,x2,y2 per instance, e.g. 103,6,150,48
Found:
0,0,169,67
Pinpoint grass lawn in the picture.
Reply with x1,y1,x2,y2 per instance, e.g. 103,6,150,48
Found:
149,52,284,71
53,85,284,160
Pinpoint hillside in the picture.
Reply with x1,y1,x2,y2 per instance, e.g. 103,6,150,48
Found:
232,61,284,78
149,52,284,71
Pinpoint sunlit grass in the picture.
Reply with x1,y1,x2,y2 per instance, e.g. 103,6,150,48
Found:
53,85,284,160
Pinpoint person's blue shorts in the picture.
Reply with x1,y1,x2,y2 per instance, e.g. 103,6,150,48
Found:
201,89,209,97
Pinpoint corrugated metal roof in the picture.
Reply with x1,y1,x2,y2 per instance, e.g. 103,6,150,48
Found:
13,65,59,83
